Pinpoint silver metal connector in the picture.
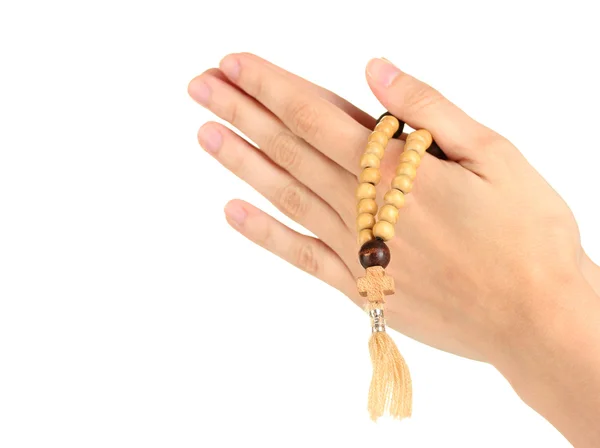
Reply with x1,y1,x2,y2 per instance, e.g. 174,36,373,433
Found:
369,308,386,333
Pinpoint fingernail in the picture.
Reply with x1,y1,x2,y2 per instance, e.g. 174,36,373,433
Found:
366,58,401,87
198,125,222,154
220,56,241,81
224,202,247,226
189,79,211,106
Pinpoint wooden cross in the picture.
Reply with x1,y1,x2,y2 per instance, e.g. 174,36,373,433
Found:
357,266,395,303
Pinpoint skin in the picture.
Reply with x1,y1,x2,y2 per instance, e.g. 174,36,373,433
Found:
188,53,600,447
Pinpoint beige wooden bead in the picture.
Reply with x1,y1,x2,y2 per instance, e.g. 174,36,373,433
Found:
396,162,417,180
404,138,427,156
357,213,376,231
398,150,421,167
357,198,378,215
384,189,405,209
392,174,414,194
356,182,376,200
378,204,399,224
360,153,380,169
365,142,385,159
368,131,389,146
358,229,374,246
359,167,381,185
406,132,426,145
407,129,433,148
381,115,400,134
373,220,395,241
375,122,395,139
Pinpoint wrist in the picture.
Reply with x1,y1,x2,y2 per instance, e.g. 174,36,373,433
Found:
492,269,600,446
491,267,588,376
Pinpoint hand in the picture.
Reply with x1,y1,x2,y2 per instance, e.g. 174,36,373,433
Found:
188,53,590,363
189,53,600,447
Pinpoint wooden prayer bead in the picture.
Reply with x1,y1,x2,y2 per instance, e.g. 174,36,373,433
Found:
357,198,378,215
360,153,381,169
378,204,399,224
356,182,377,200
398,150,421,167
392,174,413,194
404,139,427,156
368,131,389,146
360,167,381,185
396,162,417,180
383,189,405,209
375,122,396,139
373,220,395,241
358,229,374,246
358,239,391,269
365,142,385,159
406,133,426,145
408,129,433,148
377,113,404,139
380,115,400,134
357,213,376,231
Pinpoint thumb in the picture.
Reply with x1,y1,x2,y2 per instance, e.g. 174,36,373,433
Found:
366,57,498,168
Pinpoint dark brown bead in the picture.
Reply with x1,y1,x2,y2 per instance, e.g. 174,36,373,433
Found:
358,238,391,269
426,139,447,160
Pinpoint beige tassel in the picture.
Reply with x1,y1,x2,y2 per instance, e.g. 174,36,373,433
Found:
358,266,412,421
368,323,412,420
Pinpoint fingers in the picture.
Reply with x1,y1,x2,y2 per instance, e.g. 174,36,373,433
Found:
196,121,354,257
224,199,356,297
218,53,371,174
188,70,356,224
240,53,377,129
365,58,503,174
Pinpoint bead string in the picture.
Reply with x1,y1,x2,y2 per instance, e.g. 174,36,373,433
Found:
356,114,433,246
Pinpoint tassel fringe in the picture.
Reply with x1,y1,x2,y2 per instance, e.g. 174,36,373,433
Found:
368,331,412,421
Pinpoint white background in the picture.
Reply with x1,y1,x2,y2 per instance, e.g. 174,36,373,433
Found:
1,1,598,447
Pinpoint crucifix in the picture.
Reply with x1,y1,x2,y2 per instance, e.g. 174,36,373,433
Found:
357,266,395,304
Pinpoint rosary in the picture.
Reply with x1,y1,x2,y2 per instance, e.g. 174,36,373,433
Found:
356,113,434,421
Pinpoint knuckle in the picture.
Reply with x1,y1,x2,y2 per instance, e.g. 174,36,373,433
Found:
403,82,444,115
474,131,514,166
249,74,264,100
287,100,319,138
268,131,302,171
225,101,239,126
243,68,264,100
256,220,275,250
228,149,246,175
276,183,308,221
482,130,509,150
296,243,319,274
